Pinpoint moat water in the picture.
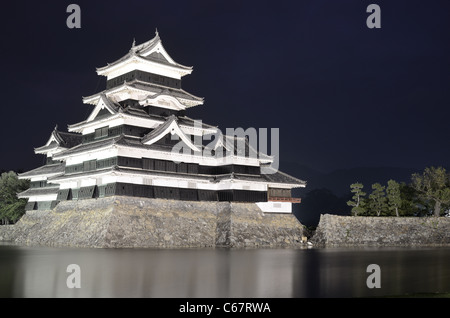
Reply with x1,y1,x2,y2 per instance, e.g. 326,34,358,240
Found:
0,244,449,298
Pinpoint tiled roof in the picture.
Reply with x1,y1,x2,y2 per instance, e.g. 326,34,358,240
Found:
177,116,217,130
47,165,304,189
48,165,212,183
121,105,152,118
215,170,306,187
261,168,306,187
208,134,272,161
17,186,60,198
68,104,161,131
82,80,204,107
18,163,65,178
34,129,82,153
130,80,204,102
52,136,122,159
96,32,192,73
141,115,177,144
57,131,83,148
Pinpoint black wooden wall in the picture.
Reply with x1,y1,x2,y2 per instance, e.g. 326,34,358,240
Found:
55,182,267,204
106,69,181,90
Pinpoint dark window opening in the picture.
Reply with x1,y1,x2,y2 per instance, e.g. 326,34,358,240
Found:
83,160,96,172
94,126,109,139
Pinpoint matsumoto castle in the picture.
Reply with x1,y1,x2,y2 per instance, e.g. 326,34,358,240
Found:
18,31,306,214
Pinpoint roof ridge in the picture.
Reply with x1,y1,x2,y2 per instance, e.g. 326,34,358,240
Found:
130,30,160,54
97,32,193,74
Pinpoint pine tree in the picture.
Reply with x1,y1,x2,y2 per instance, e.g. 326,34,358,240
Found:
347,183,366,216
412,166,450,216
0,171,29,224
386,179,401,217
368,183,387,216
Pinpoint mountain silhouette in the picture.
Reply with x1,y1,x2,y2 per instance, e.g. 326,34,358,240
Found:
281,162,419,196
279,162,424,227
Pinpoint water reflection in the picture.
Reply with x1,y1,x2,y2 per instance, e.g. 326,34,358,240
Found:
0,245,449,297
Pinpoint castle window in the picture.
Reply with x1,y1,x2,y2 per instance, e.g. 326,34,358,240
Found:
83,160,96,172
95,126,109,139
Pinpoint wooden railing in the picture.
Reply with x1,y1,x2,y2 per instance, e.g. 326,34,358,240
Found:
268,196,301,203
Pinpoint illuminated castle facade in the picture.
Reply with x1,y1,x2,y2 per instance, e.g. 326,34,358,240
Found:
18,31,305,214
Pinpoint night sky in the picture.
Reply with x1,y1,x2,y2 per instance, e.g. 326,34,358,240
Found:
2,0,449,177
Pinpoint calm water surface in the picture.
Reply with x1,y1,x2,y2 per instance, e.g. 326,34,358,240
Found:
0,244,449,297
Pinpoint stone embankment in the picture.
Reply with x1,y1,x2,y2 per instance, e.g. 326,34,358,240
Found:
311,214,450,247
0,196,304,248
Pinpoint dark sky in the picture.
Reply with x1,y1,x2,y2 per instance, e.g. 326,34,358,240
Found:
1,0,449,174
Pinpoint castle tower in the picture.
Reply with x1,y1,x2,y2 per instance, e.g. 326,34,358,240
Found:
18,31,306,214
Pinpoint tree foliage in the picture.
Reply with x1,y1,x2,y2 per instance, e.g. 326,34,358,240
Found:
398,182,427,216
346,166,450,218
368,183,387,216
347,183,366,216
0,171,29,224
411,166,450,216
386,179,401,217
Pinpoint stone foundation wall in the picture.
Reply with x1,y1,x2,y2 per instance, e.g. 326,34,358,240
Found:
0,196,304,248
311,214,450,247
